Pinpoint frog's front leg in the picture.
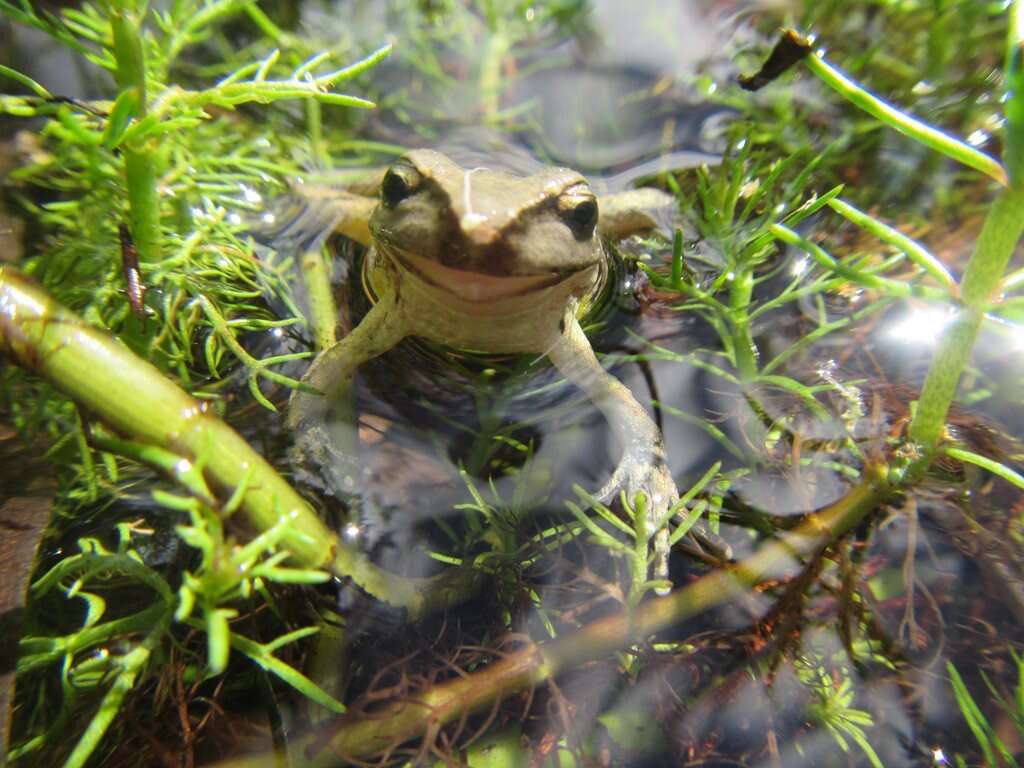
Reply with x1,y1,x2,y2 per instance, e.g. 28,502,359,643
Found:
547,309,720,588
286,284,409,494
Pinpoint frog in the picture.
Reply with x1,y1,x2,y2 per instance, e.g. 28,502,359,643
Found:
285,149,724,588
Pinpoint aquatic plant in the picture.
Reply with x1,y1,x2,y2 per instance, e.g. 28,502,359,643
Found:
0,1,393,764
0,0,1021,766
948,650,1024,767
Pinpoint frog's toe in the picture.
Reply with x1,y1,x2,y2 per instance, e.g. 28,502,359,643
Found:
597,459,732,567
596,457,675,514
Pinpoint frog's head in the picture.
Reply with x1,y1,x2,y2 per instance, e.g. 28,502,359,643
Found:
369,149,603,303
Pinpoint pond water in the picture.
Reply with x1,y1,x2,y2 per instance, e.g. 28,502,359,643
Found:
2,1,1022,767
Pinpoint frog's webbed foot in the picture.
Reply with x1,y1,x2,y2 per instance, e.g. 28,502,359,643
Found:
595,446,680,588
594,440,674,510
596,445,730,583
548,312,730,592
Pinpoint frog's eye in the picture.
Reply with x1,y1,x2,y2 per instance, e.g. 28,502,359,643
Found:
381,163,421,208
559,192,599,239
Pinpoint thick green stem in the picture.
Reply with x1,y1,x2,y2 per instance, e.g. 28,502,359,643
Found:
905,310,982,452
959,186,1024,307
1003,0,1024,185
908,185,1024,451
0,267,477,618
1,266,331,565
110,9,147,101
110,9,162,262
121,148,162,262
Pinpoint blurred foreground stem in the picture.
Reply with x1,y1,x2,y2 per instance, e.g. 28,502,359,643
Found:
289,468,890,763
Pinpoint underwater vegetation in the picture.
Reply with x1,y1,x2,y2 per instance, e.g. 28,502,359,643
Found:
0,0,1022,766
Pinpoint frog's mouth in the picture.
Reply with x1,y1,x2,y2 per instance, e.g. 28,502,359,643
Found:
388,248,580,303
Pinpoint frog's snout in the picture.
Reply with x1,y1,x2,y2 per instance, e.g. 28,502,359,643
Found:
460,212,499,246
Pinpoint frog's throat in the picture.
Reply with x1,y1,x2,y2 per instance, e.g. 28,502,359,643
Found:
383,246,587,303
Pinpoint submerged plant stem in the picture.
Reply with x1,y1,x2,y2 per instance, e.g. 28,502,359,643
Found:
958,186,1024,307
296,469,889,763
906,309,982,453
908,185,1024,452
